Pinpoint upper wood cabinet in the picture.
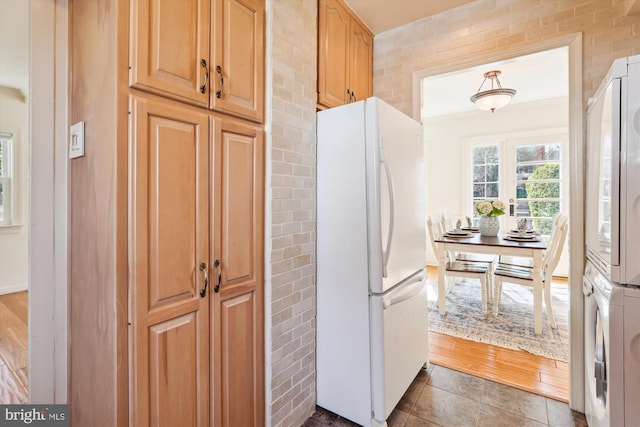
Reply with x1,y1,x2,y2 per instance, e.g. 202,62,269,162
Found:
130,0,265,123
317,0,373,109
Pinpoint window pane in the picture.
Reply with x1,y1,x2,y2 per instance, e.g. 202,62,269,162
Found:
516,200,530,217
485,146,498,163
516,143,561,162
486,183,498,197
473,184,485,198
528,163,560,179
516,183,527,199
486,164,498,181
472,147,485,165
473,165,486,183
516,164,537,180
526,182,560,198
527,200,560,218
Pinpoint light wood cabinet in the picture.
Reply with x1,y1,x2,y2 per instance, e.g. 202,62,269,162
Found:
70,1,264,425
129,95,211,426
317,0,373,109
130,0,265,123
129,96,265,427
211,119,265,427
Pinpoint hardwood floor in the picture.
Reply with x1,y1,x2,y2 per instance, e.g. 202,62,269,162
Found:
0,291,28,404
0,270,570,405
425,266,569,402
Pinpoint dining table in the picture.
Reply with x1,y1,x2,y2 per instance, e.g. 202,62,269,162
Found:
434,231,548,334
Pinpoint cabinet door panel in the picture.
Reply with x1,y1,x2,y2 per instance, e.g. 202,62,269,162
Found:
212,0,265,122
349,20,373,103
211,118,264,427
318,0,350,108
130,96,210,427
219,291,257,427
130,0,210,106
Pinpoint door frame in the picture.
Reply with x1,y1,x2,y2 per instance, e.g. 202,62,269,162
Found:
412,33,584,410
29,0,68,403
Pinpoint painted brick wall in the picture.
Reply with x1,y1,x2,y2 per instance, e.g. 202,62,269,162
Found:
268,0,318,425
374,0,640,115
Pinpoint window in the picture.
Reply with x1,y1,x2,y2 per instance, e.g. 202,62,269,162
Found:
512,142,562,235
471,144,500,218
0,132,13,225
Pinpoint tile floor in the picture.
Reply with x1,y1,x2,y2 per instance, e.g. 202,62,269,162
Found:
303,365,587,427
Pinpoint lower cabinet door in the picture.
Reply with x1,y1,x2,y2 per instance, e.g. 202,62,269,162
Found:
129,95,210,426
211,118,265,427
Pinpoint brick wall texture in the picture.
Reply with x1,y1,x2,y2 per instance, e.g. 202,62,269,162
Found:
269,0,318,426
374,0,640,116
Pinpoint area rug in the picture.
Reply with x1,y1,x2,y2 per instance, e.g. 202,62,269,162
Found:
427,279,569,362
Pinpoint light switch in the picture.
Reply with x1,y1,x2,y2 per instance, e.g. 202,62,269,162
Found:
69,121,85,159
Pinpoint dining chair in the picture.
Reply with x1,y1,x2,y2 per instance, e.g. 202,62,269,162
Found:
492,219,569,329
427,215,491,315
498,213,568,268
440,213,496,297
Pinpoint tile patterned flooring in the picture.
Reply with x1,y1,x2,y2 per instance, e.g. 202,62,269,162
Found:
303,365,587,427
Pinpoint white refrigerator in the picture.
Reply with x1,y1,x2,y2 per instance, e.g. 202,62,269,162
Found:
316,97,428,427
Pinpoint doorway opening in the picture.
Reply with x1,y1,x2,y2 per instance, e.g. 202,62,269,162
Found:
0,0,30,404
421,46,572,401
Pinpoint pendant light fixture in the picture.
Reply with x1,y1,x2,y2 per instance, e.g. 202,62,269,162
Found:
470,70,516,113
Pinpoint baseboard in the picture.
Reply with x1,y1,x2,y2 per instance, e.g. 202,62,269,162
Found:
0,283,28,295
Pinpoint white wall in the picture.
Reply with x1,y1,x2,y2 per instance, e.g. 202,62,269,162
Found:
0,86,29,294
424,97,568,265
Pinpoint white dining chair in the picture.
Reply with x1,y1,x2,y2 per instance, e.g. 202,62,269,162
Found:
498,213,568,268
427,215,491,315
440,212,496,297
492,219,569,330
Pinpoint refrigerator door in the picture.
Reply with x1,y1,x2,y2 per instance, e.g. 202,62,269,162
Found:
365,97,426,294
370,270,429,424
317,101,373,426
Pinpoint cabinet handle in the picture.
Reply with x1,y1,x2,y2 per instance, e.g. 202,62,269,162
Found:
352,91,356,102
199,59,209,94
213,259,222,293
199,262,209,297
215,65,224,99
346,89,351,102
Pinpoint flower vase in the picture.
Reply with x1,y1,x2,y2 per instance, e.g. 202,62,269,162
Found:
479,216,500,237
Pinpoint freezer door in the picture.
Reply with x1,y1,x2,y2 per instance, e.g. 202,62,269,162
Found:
365,97,426,293
370,271,429,424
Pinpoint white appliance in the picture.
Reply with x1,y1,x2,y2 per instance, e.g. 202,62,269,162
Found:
585,54,640,284
583,261,640,427
584,54,640,427
316,97,428,427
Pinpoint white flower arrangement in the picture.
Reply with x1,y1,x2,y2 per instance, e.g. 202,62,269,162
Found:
475,200,506,217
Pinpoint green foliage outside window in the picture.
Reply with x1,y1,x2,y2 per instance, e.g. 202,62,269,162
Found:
525,163,560,234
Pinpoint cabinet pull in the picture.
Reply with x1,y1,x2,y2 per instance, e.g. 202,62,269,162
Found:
352,91,356,102
213,259,222,293
199,262,209,297
215,65,224,98
199,59,209,94
346,89,351,102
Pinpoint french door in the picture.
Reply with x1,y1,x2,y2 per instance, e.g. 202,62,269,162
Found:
504,134,569,275
468,133,569,275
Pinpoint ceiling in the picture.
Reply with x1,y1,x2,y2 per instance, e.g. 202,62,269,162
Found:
0,0,29,98
344,0,475,34
422,47,569,119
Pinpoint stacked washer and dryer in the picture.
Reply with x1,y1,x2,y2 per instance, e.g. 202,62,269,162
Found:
584,55,640,427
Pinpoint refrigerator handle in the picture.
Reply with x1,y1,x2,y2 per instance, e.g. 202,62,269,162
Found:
380,142,395,278
383,272,425,309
